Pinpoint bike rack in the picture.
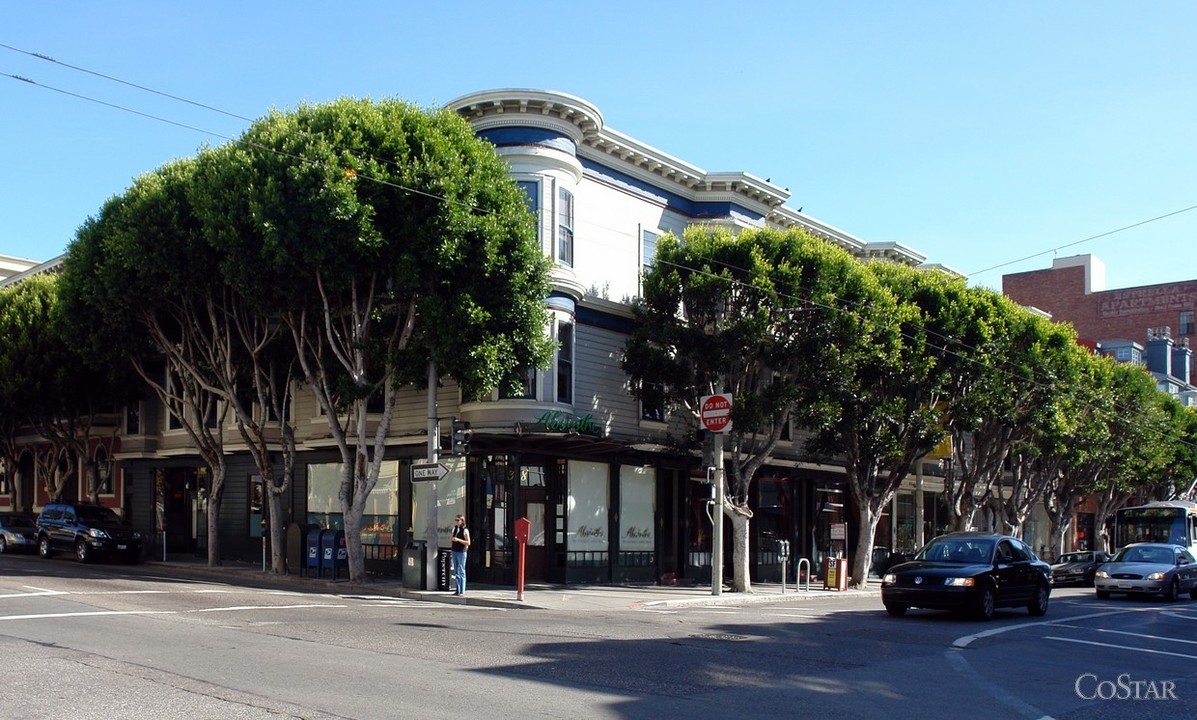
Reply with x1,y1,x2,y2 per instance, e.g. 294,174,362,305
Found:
795,557,811,592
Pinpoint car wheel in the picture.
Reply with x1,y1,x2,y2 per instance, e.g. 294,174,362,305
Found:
1095,589,1111,600
1189,587,1197,601
974,585,996,621
1027,584,1049,616
75,539,92,564
884,603,907,617
38,535,53,559
0,536,7,554
1163,578,1179,602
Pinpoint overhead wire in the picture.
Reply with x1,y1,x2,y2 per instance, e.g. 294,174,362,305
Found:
4,43,1196,462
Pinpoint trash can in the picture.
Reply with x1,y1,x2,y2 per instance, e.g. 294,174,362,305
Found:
437,548,452,591
320,529,348,580
402,540,427,590
305,528,323,577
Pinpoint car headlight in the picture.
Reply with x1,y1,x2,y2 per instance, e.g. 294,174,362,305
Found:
882,573,896,584
1146,572,1167,581
87,528,111,539
132,532,142,540
943,577,976,587
1095,570,1109,578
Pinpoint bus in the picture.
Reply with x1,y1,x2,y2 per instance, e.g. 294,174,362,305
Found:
1112,500,1197,554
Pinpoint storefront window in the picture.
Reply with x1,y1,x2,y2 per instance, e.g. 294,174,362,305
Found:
619,466,654,565
567,460,608,566
412,457,466,548
307,461,400,547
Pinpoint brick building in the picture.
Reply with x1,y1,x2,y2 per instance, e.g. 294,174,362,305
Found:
1003,254,1196,385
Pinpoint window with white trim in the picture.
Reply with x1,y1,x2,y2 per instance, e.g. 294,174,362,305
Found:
556,318,574,404
517,180,540,245
557,187,574,267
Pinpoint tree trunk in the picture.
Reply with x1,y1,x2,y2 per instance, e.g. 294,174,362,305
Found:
268,489,286,574
849,507,881,590
728,508,751,593
206,466,225,567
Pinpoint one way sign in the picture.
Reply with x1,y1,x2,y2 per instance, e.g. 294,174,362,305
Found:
411,462,447,481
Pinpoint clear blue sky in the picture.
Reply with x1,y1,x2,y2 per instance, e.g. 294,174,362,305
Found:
4,2,1196,290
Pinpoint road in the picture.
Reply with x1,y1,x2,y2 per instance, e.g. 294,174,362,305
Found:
1,553,1195,719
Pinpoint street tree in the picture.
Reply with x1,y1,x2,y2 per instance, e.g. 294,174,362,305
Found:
215,99,553,581
624,226,891,592
807,262,971,589
0,274,130,504
941,292,1081,533
60,159,235,566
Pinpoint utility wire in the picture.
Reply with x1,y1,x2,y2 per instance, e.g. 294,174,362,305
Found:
5,46,1196,459
969,204,1197,278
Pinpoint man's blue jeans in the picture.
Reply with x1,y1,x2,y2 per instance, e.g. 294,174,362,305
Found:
451,550,467,594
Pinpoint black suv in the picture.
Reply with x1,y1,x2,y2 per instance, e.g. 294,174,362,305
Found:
37,502,143,563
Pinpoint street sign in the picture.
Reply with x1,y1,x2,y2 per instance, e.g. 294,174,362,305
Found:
700,393,732,433
411,462,447,481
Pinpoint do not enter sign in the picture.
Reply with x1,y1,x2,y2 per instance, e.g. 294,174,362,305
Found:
700,393,732,433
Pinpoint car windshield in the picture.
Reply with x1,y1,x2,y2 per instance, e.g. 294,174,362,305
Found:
1,512,37,527
1114,546,1173,564
1057,552,1091,564
916,538,995,563
75,506,123,524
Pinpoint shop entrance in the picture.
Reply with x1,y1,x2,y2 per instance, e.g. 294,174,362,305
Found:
157,468,204,556
518,463,549,582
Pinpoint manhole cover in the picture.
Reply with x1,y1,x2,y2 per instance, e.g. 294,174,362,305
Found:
689,632,749,641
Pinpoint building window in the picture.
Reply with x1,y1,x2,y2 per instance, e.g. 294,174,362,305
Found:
640,382,664,422
517,180,540,244
499,367,537,400
557,187,574,267
640,229,658,294
125,403,141,435
1181,310,1195,335
556,319,574,404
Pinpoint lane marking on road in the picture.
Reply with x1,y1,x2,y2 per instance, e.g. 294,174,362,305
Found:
0,588,67,599
1044,636,1197,660
192,604,346,613
1048,623,1197,646
0,610,176,621
953,606,1160,648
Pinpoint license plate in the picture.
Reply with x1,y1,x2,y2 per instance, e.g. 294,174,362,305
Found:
117,544,127,550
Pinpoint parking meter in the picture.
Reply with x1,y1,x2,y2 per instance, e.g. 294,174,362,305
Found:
515,517,530,601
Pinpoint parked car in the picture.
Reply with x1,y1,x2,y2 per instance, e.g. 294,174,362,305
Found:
881,531,1052,620
36,502,142,563
1050,550,1110,587
0,511,39,554
1094,543,1197,601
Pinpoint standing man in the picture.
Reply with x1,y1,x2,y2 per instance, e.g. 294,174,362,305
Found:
450,514,470,596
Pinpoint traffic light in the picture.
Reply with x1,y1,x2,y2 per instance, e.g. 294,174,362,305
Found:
450,419,471,456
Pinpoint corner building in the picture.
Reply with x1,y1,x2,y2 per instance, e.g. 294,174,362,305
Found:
3,90,941,588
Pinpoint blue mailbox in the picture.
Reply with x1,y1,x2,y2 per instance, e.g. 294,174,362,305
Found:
320,529,349,580
304,528,323,577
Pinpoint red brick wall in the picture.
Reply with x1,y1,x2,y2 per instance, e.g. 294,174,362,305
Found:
1003,267,1197,350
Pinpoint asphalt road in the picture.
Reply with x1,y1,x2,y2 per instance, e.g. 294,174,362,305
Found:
2,553,1195,719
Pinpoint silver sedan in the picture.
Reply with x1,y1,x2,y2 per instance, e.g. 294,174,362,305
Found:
1094,543,1197,601
0,511,38,554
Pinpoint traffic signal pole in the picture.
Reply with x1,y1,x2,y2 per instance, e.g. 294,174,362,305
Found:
426,362,440,591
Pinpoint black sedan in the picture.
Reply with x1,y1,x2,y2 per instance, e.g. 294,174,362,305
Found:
881,532,1052,620
1050,550,1110,587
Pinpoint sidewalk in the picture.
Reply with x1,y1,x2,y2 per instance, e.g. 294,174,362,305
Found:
134,555,881,612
